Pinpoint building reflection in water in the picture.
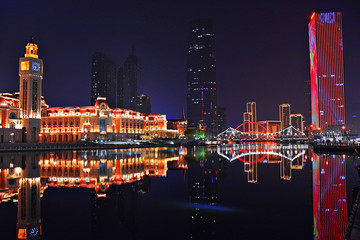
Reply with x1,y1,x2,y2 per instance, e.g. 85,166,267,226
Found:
0,147,187,239
312,154,347,240
186,146,226,239
217,143,308,183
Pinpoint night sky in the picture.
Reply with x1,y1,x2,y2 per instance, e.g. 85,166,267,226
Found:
0,0,360,128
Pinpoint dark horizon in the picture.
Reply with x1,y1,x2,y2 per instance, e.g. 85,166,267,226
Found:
0,0,360,129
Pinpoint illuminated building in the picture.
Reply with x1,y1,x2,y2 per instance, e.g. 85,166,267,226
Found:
186,19,218,133
40,97,177,142
290,114,304,132
167,118,188,137
243,102,257,133
304,79,311,127
117,51,138,110
312,155,347,239
279,104,290,130
0,38,47,143
257,120,281,134
216,106,226,133
308,12,345,130
136,94,151,113
19,37,43,143
91,52,116,108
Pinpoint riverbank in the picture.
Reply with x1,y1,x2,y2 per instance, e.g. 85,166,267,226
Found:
0,140,216,152
313,143,360,155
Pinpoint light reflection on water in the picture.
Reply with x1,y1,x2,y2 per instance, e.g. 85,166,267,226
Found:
0,143,359,239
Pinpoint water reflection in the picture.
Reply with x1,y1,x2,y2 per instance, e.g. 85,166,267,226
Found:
0,147,187,239
0,144,358,239
312,154,347,240
217,143,308,182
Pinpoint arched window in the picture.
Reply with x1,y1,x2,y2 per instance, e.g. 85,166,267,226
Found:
9,112,16,119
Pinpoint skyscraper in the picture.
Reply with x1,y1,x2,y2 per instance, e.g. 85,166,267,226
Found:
216,106,227,133
136,94,151,113
290,114,304,132
279,104,290,130
91,52,116,108
308,12,345,130
117,51,138,110
243,102,257,133
186,19,218,133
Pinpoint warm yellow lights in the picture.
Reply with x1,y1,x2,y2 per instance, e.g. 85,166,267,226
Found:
18,229,27,239
20,61,29,71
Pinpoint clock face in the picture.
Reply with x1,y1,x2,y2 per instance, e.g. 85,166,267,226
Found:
29,227,39,237
32,62,41,72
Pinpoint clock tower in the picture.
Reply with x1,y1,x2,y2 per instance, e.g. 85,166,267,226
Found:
19,37,43,142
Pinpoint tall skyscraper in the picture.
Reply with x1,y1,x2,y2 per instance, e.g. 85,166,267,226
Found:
117,51,138,110
308,12,345,130
304,79,311,127
243,102,257,133
217,106,227,133
279,104,290,130
91,52,116,108
136,94,151,113
290,114,304,132
186,19,218,133
19,37,43,142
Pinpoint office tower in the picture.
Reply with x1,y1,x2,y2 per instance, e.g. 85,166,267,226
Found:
308,12,345,130
186,19,218,132
217,106,226,133
279,104,290,130
136,94,151,113
19,37,43,142
290,114,304,132
117,51,138,110
304,79,311,127
91,52,116,108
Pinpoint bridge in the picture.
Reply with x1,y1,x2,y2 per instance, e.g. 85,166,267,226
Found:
217,123,308,141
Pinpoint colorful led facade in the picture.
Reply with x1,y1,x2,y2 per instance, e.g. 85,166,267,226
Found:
312,155,347,240
308,12,345,130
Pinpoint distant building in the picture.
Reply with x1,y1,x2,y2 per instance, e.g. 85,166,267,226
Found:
257,120,281,134
243,102,256,133
290,114,304,132
117,51,138,110
167,118,187,136
186,19,218,133
216,106,226,133
136,94,151,113
279,104,290,130
308,12,345,130
91,52,116,108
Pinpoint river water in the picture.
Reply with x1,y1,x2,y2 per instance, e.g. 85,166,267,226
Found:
0,143,359,240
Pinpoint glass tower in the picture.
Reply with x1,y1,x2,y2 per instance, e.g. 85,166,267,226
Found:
308,12,345,130
186,19,218,133
91,52,116,108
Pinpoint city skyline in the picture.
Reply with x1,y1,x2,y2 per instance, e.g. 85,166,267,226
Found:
0,1,360,129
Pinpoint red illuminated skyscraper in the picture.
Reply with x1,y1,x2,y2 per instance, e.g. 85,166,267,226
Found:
308,12,345,130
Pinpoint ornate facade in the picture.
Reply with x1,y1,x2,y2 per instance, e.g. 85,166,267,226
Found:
0,39,181,143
